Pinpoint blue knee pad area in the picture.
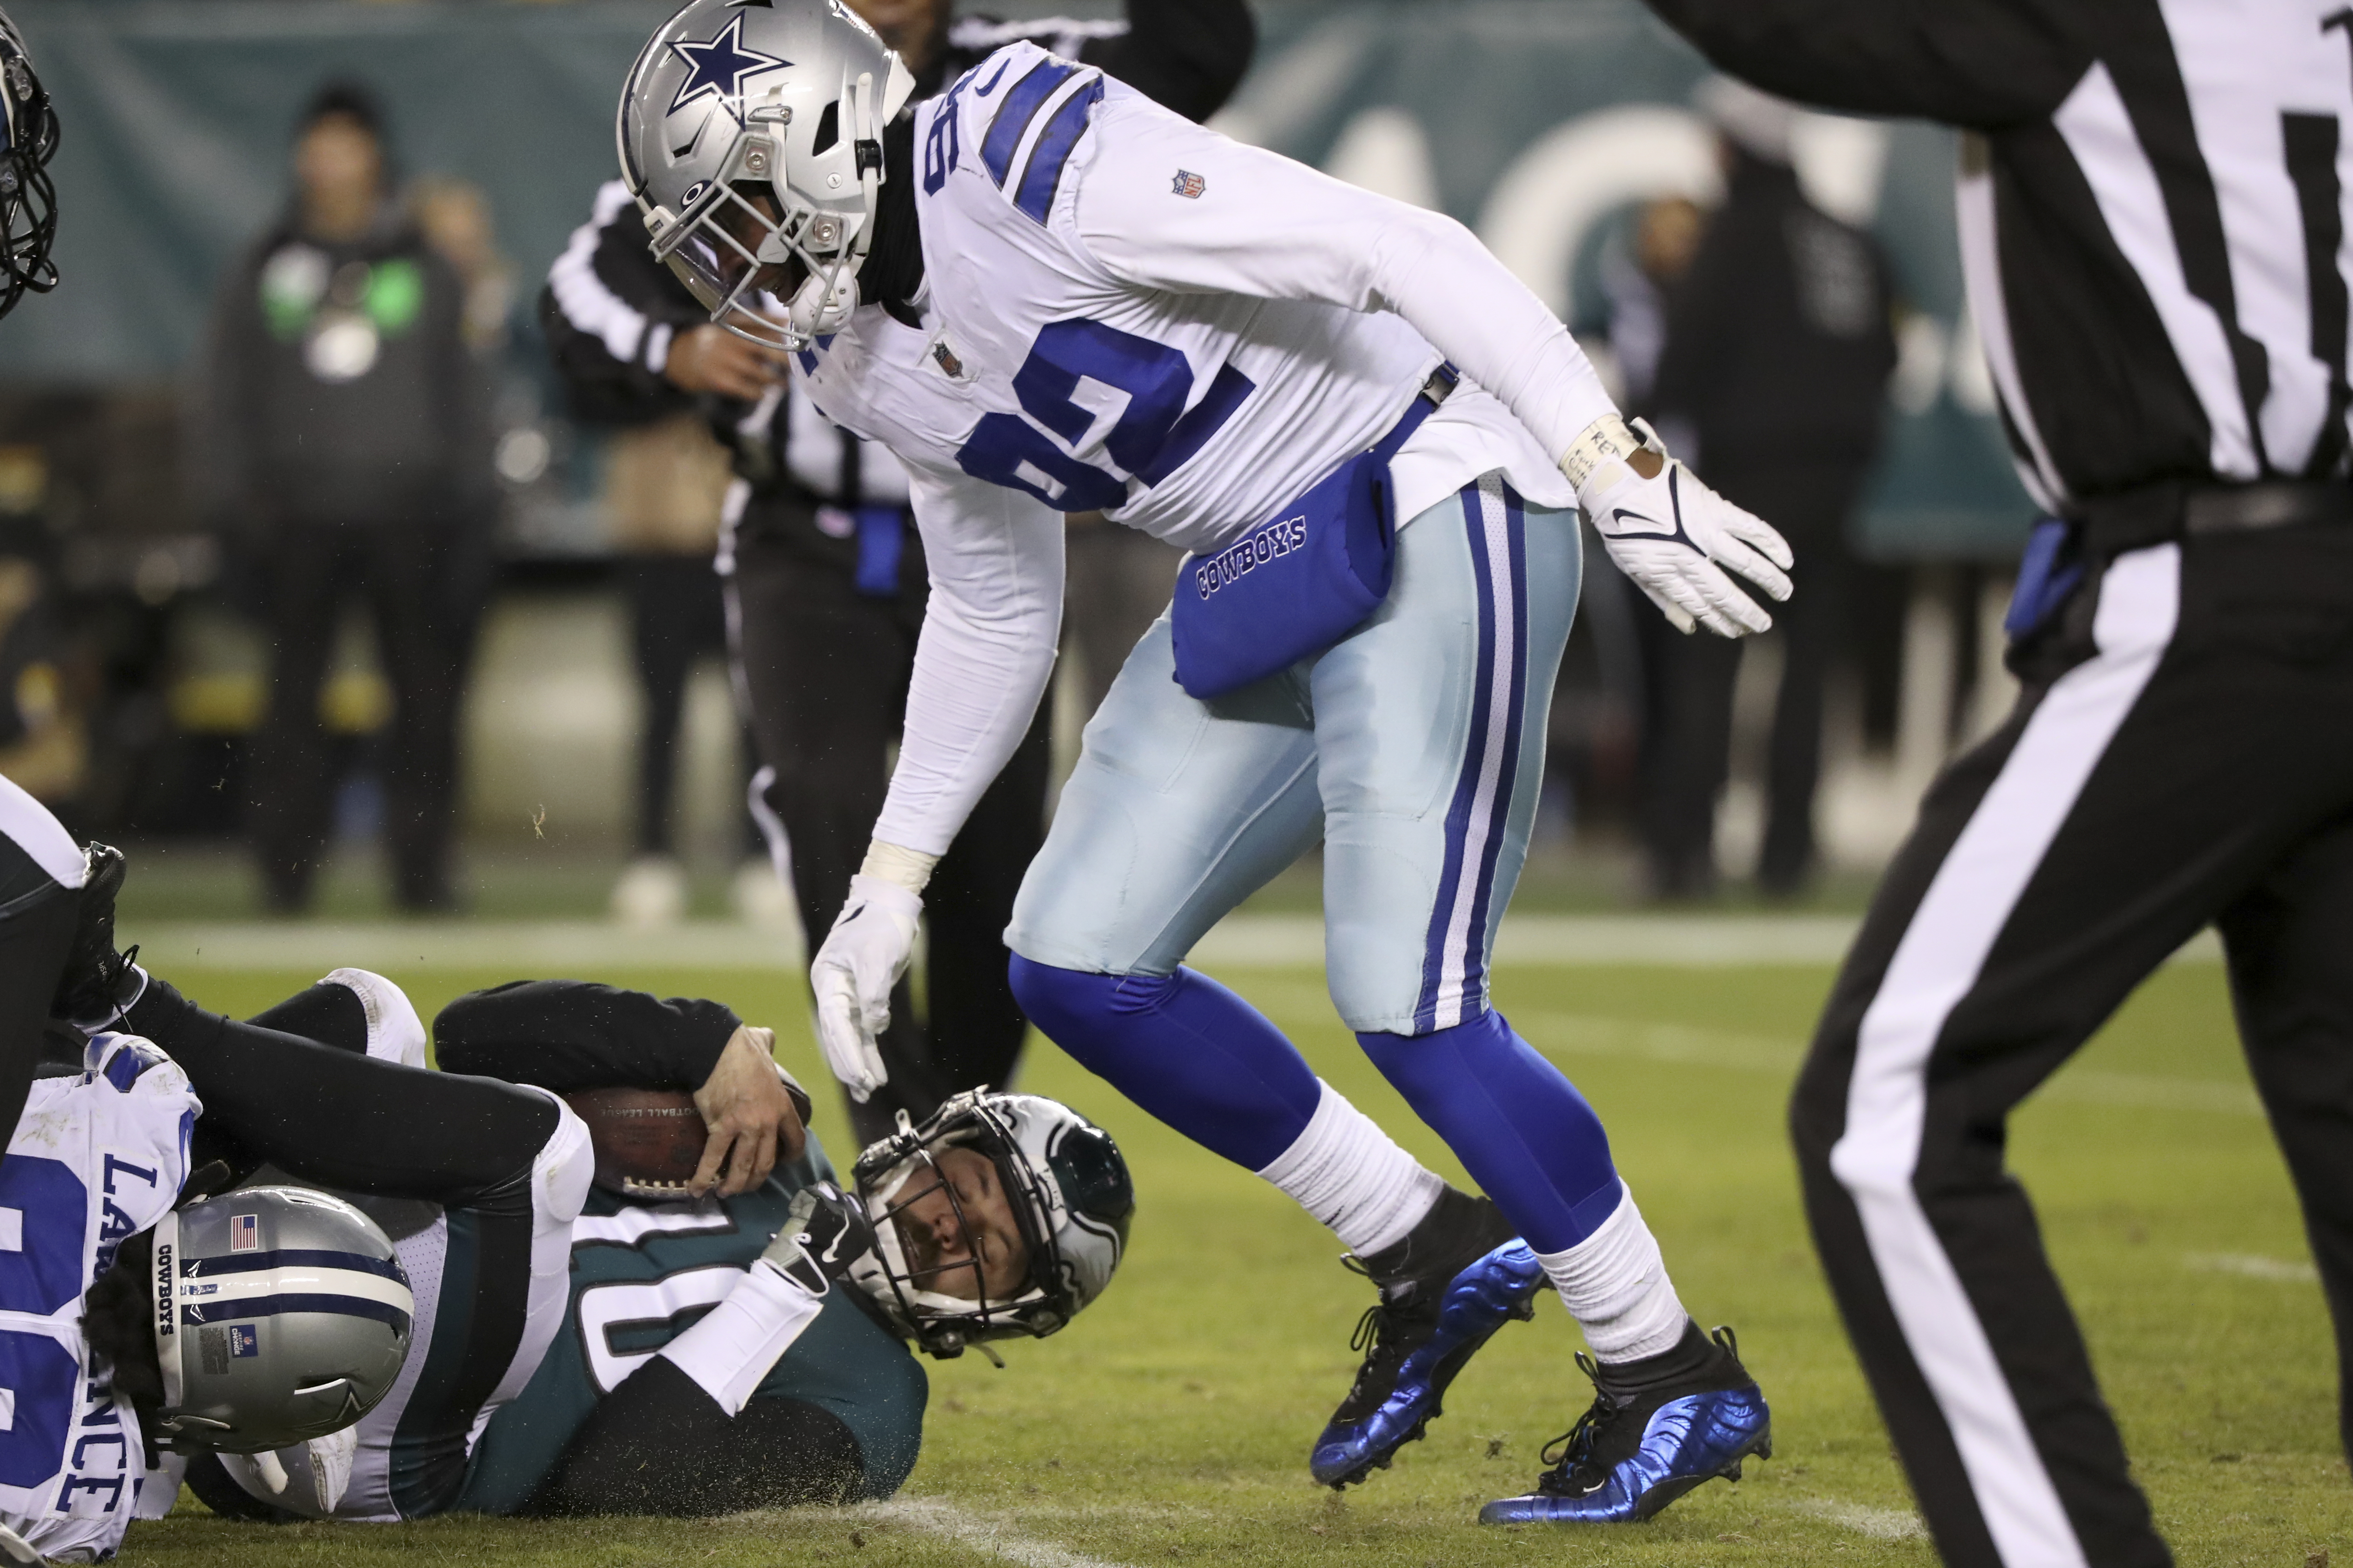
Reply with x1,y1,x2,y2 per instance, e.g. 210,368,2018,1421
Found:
1009,956,1321,1170
1358,1010,1622,1253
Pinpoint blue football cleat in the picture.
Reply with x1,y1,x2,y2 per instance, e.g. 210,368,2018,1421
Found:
1311,1193,1545,1489
1479,1324,1771,1525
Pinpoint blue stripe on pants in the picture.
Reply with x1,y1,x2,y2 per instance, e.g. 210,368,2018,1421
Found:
1416,477,1530,1033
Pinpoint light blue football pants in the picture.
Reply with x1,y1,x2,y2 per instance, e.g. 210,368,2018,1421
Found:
1009,475,1579,1034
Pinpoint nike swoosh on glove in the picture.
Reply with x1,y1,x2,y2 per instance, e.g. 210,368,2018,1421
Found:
811,872,922,1102
1570,417,1794,637
762,1181,879,1296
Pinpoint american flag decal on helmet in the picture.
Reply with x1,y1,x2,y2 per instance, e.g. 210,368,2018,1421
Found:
230,1213,258,1252
1172,169,1205,199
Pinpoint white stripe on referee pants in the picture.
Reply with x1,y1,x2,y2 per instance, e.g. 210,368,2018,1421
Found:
1828,544,2180,1568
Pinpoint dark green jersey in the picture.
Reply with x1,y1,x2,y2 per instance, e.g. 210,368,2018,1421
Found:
454,1137,928,1514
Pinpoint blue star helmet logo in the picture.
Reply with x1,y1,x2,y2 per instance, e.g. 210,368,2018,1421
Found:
668,13,791,117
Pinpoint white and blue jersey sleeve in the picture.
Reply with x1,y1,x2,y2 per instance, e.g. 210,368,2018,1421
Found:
0,1036,195,1562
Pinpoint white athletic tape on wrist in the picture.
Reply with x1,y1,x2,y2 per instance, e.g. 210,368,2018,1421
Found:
859,840,938,895
1560,412,1646,494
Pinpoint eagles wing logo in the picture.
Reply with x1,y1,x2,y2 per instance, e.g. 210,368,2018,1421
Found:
1171,170,1206,200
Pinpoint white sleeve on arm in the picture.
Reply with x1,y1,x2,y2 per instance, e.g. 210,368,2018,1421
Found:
1069,103,1618,462
870,469,1065,857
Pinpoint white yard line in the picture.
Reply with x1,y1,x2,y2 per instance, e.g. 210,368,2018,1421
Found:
1786,1496,1926,1540
1506,1012,2266,1117
126,912,2227,973
2184,1252,2319,1284
861,1499,1141,1568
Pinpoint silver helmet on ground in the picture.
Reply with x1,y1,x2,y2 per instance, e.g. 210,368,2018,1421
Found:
0,5,58,319
849,1089,1133,1358
149,1186,413,1453
618,0,914,351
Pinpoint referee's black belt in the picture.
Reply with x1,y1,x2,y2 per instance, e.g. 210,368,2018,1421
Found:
2077,478,2353,555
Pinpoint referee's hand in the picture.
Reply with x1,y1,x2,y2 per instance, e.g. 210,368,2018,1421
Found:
663,323,790,401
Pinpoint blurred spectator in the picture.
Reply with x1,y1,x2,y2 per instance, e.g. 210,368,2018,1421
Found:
1635,77,1895,899
1601,196,1705,408
189,80,493,914
0,451,80,805
410,175,515,357
601,411,742,926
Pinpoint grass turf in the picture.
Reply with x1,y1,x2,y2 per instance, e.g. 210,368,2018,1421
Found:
120,956,2348,1566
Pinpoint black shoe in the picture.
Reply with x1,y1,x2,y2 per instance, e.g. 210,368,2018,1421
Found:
1309,1188,1545,1488
1480,1322,1771,1525
51,843,139,1027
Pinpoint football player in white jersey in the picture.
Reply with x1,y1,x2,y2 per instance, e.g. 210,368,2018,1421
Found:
619,0,1790,1524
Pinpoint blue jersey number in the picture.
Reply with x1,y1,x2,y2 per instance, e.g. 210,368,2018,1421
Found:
0,1154,88,1318
0,1330,77,1488
955,320,1253,510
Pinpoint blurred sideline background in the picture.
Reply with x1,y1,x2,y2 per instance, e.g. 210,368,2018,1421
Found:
0,0,2032,928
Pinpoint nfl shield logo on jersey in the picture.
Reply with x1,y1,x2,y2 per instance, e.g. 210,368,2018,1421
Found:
1171,169,1206,199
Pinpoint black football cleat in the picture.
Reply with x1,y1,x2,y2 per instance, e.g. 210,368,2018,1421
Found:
51,842,140,1027
1310,1187,1544,1488
1480,1322,1770,1525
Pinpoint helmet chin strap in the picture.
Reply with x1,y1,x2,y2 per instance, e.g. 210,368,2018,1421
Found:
785,68,884,342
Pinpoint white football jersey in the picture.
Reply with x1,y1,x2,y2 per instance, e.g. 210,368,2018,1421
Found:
809,42,1613,853
0,1036,196,1563
795,42,1579,557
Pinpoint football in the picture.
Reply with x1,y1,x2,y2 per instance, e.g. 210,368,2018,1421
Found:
565,1086,707,1198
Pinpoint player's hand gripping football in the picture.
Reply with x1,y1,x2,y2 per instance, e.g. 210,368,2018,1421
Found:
811,871,923,1102
1564,414,1793,637
761,1180,878,1297
692,1024,806,1198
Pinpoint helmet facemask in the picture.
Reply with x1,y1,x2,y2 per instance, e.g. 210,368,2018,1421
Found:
851,1107,1057,1357
0,9,60,320
846,1087,1134,1360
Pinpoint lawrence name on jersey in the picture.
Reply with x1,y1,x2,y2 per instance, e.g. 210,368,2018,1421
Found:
2,1034,192,1563
622,0,1794,1525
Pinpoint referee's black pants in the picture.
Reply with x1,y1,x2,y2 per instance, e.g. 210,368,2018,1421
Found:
1792,526,2353,1568
726,524,1051,1147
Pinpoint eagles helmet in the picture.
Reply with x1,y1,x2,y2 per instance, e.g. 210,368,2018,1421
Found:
849,1089,1133,1358
0,4,58,320
149,1187,414,1454
618,0,914,351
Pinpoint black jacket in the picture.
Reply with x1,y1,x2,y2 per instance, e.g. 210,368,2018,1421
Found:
192,207,493,530
1648,151,1895,476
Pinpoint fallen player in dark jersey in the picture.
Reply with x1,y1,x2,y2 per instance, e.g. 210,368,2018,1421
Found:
99,968,1132,1522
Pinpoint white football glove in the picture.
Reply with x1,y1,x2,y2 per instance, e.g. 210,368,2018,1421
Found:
811,871,922,1103
219,1424,358,1519
1566,415,1794,638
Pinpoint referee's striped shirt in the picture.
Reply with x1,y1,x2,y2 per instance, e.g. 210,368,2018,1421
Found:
1648,0,2352,533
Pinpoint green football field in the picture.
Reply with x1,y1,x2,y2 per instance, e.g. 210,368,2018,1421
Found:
116,952,2350,1567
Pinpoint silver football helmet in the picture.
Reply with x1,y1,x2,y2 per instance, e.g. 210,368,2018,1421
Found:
618,0,915,351
0,5,58,319
149,1187,414,1454
849,1089,1133,1358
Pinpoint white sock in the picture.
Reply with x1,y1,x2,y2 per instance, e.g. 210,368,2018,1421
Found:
1256,1080,1443,1256
656,1262,825,1414
1536,1183,1690,1363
